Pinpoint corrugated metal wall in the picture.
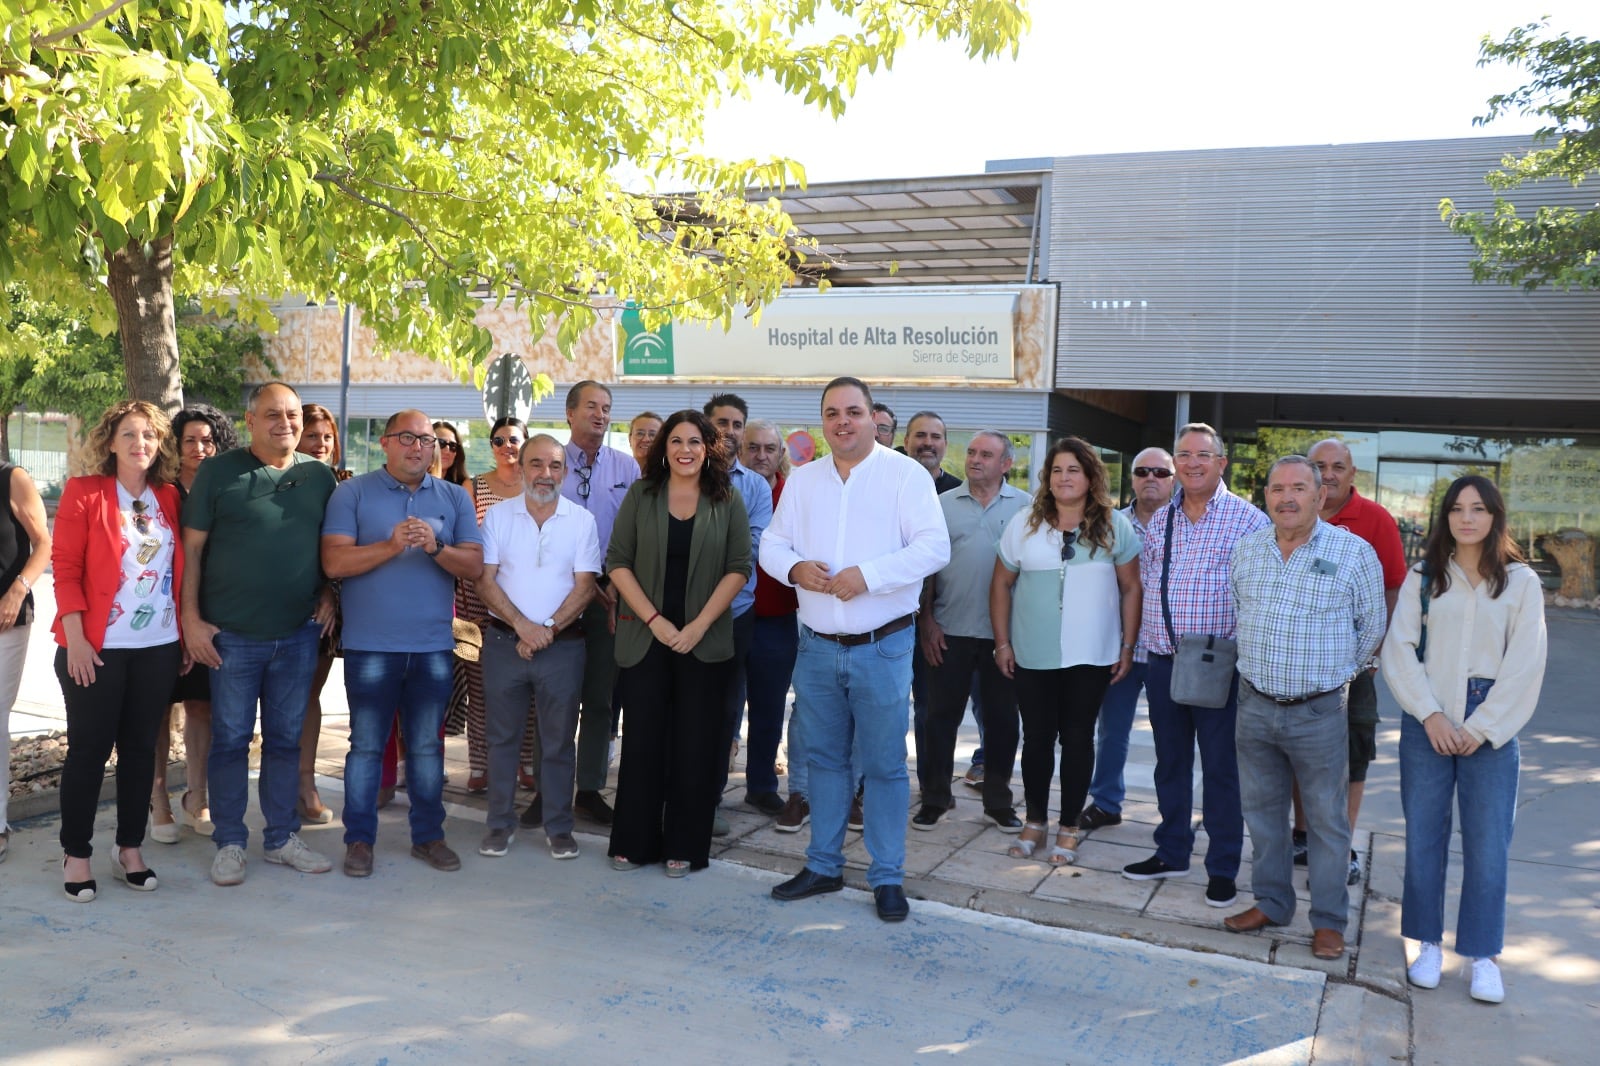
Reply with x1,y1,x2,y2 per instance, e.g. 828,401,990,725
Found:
1050,136,1600,400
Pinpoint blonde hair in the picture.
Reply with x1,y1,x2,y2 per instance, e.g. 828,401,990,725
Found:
87,400,178,485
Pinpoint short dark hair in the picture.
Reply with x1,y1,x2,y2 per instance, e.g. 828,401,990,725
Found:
703,393,748,420
565,380,613,411
906,410,945,435
822,376,872,411
871,402,897,431
173,403,240,455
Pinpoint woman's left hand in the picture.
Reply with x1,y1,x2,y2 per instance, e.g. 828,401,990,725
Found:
1455,729,1483,757
666,617,708,655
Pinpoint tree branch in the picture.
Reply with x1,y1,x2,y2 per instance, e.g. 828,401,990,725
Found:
32,0,137,48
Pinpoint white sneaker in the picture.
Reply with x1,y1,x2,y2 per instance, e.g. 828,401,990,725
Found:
211,845,248,886
1408,942,1442,989
1470,957,1504,1003
264,833,333,874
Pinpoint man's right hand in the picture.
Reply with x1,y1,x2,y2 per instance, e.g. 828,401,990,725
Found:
788,560,832,593
918,617,947,667
185,616,223,669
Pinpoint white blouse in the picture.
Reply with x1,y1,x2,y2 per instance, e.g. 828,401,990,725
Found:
1381,560,1547,748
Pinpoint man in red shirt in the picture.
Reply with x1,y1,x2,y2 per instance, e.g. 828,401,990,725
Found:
1296,438,1408,884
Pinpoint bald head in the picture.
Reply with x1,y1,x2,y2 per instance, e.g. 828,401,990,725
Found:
1129,447,1176,512
1308,438,1356,516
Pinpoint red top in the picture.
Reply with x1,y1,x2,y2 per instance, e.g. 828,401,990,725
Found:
1326,487,1407,591
51,475,186,652
754,476,798,618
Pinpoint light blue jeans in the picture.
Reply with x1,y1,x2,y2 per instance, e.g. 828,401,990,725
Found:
1087,662,1147,816
1400,678,1518,958
208,621,320,851
792,622,914,888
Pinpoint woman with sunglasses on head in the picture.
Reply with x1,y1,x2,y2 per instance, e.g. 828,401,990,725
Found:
456,416,540,796
606,410,750,877
149,404,238,844
53,401,187,900
990,436,1142,867
296,404,352,823
431,420,469,484
1382,475,1547,1005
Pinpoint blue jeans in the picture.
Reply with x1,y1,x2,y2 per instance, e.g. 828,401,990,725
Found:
1144,654,1242,878
1401,678,1518,958
746,614,798,796
342,649,453,847
1237,681,1350,932
1088,661,1147,815
208,621,320,851
793,622,914,888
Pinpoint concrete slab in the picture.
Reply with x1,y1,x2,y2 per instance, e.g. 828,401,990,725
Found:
1309,982,1411,1066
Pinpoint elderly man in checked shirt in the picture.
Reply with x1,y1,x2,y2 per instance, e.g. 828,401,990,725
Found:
1222,455,1385,961
1122,423,1269,910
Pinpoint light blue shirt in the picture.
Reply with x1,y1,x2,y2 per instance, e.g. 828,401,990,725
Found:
561,441,640,559
323,468,481,653
728,458,773,617
931,481,1027,638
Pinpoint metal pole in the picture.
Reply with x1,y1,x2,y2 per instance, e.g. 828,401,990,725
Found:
338,302,353,472
1174,391,1190,439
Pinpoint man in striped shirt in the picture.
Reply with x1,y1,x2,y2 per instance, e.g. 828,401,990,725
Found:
1122,423,1268,912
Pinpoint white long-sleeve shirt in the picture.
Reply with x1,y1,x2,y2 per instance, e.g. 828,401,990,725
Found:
760,444,950,635
1381,560,1547,748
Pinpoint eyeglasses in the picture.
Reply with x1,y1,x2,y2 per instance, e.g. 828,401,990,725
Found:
1133,467,1174,479
1060,529,1078,563
1174,451,1220,462
131,499,151,535
437,440,460,452
384,432,437,448
575,462,592,500
491,435,523,449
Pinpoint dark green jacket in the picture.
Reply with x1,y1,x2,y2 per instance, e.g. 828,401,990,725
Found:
606,479,751,667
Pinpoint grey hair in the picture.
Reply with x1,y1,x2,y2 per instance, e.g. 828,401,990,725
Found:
1175,422,1224,456
1267,454,1319,482
969,429,1013,462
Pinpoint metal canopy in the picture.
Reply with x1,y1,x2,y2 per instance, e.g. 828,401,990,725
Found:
766,171,1049,287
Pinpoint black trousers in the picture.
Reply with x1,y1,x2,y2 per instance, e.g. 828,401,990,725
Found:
609,642,730,870
1014,663,1113,825
56,642,182,857
923,635,1019,812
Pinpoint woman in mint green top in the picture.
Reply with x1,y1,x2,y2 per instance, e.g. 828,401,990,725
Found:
991,437,1142,867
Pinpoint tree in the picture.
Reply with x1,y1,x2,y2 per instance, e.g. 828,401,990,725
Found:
1,1,1029,413
1440,22,1600,291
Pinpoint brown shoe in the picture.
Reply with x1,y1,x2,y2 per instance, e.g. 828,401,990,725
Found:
775,794,810,833
343,842,374,878
410,839,461,872
1223,906,1285,933
1311,928,1346,959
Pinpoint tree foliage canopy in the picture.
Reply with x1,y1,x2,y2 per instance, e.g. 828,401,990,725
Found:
1441,21,1600,291
1,0,1029,386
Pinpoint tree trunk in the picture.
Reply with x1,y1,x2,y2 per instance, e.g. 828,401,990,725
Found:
107,237,184,416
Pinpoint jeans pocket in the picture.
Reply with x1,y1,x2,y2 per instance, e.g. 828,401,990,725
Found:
875,625,914,661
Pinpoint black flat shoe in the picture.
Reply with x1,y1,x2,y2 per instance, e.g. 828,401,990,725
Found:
771,868,844,901
112,848,158,892
62,856,97,903
873,884,909,922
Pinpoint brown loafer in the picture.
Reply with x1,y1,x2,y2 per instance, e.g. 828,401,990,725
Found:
343,842,373,878
1311,928,1346,959
410,839,462,872
1223,906,1285,933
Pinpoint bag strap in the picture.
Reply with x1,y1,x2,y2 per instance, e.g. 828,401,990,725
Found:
1414,568,1432,663
1160,502,1179,651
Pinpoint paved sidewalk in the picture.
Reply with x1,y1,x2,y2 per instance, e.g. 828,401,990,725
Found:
8,574,1597,1063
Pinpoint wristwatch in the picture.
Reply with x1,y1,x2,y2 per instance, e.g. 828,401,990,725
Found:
426,540,445,557
544,616,559,633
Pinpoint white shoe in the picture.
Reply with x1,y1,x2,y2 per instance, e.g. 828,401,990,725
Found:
149,805,181,845
1408,941,1442,989
1470,957,1504,1003
211,845,247,886
264,832,333,874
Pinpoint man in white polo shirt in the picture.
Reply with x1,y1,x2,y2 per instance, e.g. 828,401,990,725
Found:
761,376,950,923
474,434,601,860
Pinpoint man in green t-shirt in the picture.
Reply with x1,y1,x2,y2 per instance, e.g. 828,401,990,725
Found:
182,382,337,887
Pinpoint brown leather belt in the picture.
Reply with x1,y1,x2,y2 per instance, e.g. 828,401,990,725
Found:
487,617,584,641
809,613,915,648
1243,677,1345,706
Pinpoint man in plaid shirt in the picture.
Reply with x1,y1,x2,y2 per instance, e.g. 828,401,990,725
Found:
1222,455,1385,961
1122,423,1268,910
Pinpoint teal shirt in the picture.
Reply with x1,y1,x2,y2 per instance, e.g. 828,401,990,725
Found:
931,482,1027,639
999,509,1140,669
183,448,336,639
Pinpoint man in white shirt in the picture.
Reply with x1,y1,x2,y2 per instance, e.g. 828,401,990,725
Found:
474,435,601,860
761,377,950,922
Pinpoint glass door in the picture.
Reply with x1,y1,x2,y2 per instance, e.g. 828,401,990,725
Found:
1374,460,1500,563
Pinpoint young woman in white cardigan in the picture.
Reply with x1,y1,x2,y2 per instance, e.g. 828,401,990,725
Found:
1382,475,1547,1005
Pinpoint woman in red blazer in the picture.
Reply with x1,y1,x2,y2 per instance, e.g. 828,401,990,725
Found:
53,400,186,902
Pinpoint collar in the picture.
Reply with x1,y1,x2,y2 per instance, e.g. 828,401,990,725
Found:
1173,480,1231,512
565,439,605,467
375,466,432,493
1326,485,1361,520
513,493,574,522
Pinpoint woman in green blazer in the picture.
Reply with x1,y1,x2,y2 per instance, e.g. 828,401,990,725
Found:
606,410,751,875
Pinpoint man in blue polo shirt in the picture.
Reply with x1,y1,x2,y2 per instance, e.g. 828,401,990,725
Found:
322,410,483,877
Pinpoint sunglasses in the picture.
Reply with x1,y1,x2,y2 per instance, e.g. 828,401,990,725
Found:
1060,529,1078,563
1133,467,1174,479
437,440,460,452
131,499,151,535
491,435,524,449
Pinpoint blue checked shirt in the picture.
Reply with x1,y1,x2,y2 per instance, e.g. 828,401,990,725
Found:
1230,520,1387,698
1139,483,1269,656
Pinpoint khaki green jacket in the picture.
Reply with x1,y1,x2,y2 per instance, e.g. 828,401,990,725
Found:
606,479,751,667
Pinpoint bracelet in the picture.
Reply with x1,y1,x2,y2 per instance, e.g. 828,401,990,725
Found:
16,575,30,591
993,642,1011,652
644,611,660,627
1121,642,1135,651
